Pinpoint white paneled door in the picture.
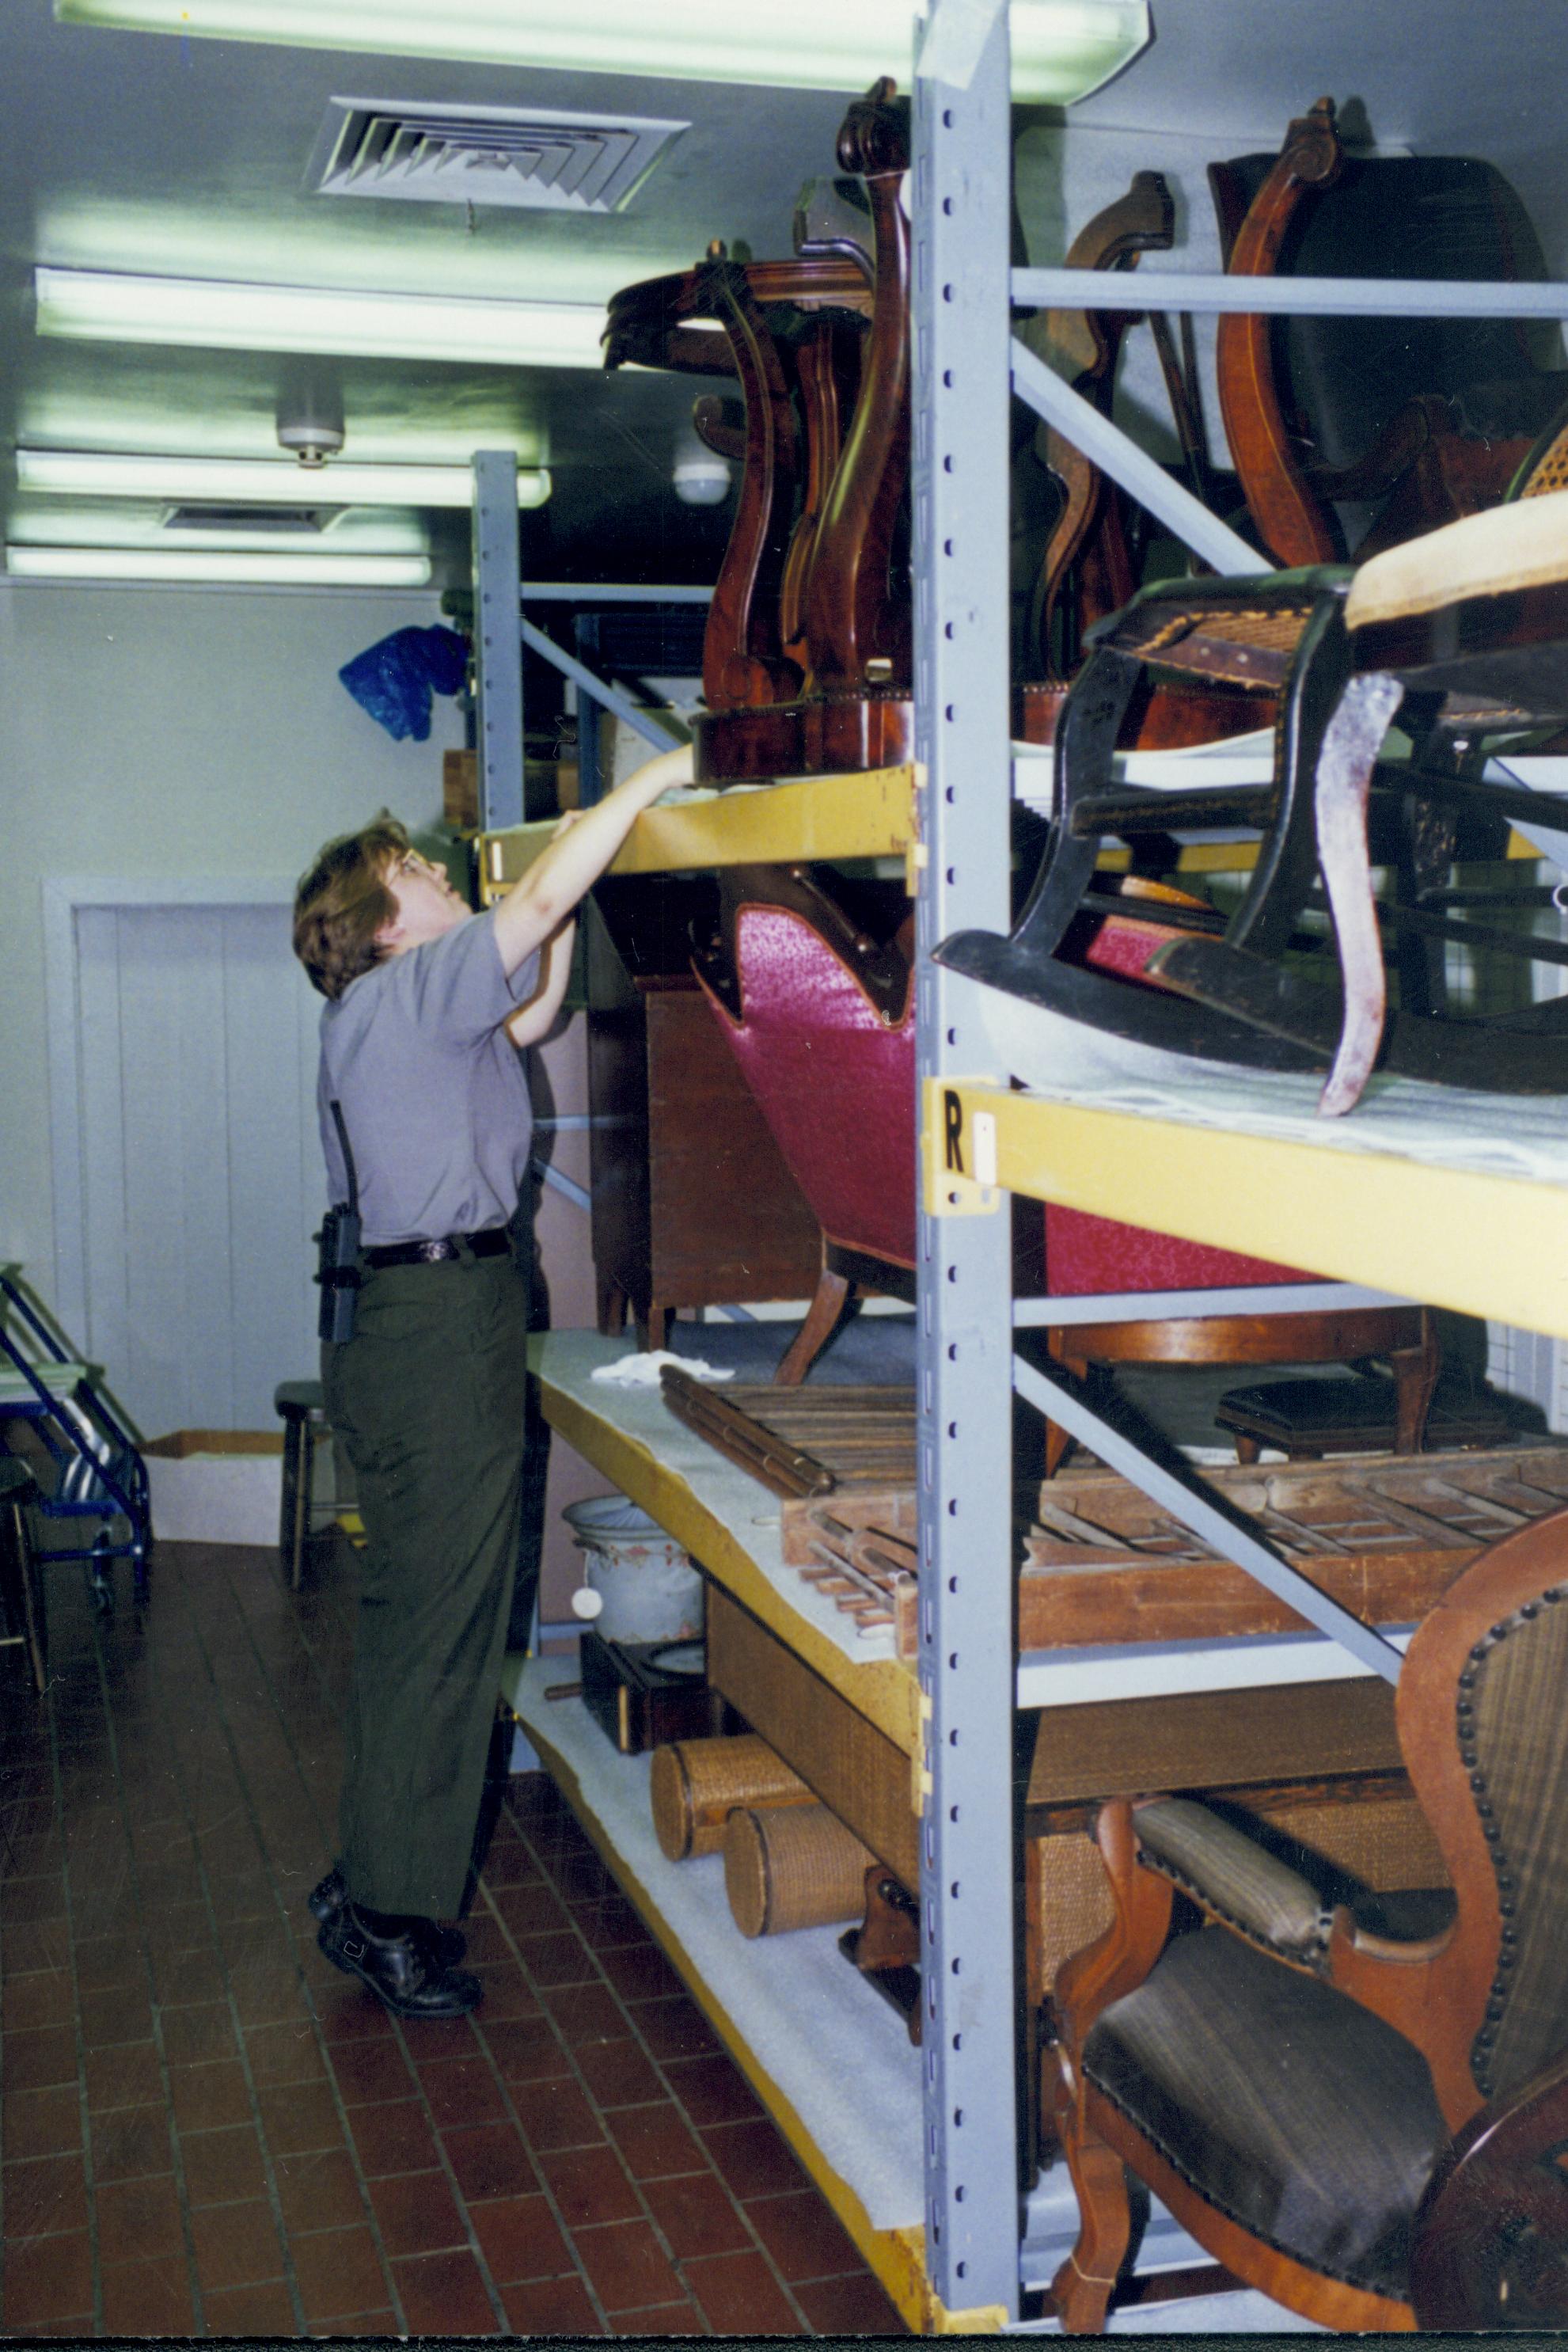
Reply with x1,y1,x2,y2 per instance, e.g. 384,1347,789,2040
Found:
48,887,325,1439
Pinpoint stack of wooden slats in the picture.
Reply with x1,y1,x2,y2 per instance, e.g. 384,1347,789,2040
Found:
657,1367,1568,1661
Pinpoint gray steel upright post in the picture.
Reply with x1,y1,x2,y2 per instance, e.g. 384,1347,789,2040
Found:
472,450,525,831
913,0,1019,2320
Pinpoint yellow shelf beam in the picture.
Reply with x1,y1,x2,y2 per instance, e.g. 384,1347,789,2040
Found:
928,1081,1568,1339
478,765,918,899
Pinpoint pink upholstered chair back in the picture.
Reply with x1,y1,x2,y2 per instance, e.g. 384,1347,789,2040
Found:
696,885,1310,1293
696,902,917,1267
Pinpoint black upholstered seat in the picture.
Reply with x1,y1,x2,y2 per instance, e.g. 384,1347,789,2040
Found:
1084,1925,1447,2299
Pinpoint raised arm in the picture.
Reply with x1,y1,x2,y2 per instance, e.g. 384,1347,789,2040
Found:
492,743,693,977
505,916,577,1047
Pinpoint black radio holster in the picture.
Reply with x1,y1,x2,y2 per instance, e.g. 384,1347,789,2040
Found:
314,1100,362,1344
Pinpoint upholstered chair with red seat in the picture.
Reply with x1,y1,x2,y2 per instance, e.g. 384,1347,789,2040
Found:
692,865,1438,1460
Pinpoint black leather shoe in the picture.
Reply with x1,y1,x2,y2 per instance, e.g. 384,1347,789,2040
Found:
309,1866,466,1966
317,1899,484,2020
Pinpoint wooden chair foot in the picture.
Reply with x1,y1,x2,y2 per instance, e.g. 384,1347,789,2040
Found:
1391,1306,1441,1453
598,1281,628,1339
1051,2119,1133,2332
775,1267,853,1386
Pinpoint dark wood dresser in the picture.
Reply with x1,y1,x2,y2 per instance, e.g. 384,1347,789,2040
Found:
586,887,822,1347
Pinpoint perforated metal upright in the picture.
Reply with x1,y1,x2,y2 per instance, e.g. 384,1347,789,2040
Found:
913,0,1021,2320
472,449,525,831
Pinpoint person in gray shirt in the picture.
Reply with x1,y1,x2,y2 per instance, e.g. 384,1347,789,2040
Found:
292,745,687,2018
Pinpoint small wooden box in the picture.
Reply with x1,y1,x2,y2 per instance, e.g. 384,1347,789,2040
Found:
578,1631,735,1755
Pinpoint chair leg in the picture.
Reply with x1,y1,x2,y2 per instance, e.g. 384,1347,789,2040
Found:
280,1420,313,1593
1040,1343,1091,1480
598,1279,628,1339
2,1495,47,1697
1051,2108,1133,2332
1390,1308,1442,1454
775,1266,854,1387
1315,669,1406,1117
13,1500,47,1696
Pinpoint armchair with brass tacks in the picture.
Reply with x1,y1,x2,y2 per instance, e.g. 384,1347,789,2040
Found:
1046,1504,1568,2331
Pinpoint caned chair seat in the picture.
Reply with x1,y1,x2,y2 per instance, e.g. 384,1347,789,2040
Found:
1084,1926,1448,2301
1345,484,1568,632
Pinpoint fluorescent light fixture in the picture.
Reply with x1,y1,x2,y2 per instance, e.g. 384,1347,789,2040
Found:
51,0,1149,102
35,268,606,368
17,449,552,508
6,545,432,585
6,500,431,555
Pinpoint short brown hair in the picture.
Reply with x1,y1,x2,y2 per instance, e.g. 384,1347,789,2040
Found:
292,812,408,999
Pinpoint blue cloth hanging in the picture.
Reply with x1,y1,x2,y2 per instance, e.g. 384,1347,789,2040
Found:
338,624,468,743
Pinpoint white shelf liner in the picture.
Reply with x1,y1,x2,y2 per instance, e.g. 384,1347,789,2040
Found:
503,1654,923,2236
959,971,1568,1185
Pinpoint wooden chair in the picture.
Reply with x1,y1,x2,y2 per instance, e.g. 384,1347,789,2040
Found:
940,488,1568,1114
1211,96,1566,568
1014,173,1260,756
692,864,1439,1450
602,82,912,784
690,864,917,1383
1047,1503,1568,2332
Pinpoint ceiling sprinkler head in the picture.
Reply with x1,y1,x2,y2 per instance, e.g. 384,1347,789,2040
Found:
275,359,346,469
277,415,346,468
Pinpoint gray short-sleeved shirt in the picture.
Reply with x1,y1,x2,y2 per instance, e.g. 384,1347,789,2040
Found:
317,909,541,1245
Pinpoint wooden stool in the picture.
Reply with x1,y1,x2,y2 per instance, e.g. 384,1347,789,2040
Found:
1216,1372,1516,1464
274,1381,328,1591
0,1457,47,1693
1045,1302,1441,1477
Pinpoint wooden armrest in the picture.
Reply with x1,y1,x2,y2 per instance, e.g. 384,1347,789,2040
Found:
1132,1795,1331,1965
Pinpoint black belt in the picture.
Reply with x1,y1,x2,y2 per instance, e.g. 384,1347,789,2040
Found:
363,1229,512,1270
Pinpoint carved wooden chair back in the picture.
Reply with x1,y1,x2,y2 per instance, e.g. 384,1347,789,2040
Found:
1211,95,1562,568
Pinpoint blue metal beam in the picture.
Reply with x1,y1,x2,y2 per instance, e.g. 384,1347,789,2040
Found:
914,0,1022,2320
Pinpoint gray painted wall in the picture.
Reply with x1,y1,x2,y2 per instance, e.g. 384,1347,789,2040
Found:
1,579,465,1383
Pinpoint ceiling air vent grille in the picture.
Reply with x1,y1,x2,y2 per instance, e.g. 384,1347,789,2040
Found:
163,504,338,534
312,98,686,214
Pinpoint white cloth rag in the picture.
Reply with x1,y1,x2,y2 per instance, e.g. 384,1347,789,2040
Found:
590,1349,735,1388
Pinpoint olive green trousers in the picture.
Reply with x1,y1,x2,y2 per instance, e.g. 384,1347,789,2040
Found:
325,1248,530,1918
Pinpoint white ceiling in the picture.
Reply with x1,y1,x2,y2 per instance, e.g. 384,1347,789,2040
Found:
2,0,855,581
3,0,1566,586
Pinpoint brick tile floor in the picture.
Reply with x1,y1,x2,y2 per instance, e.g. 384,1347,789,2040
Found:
0,1539,908,2335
